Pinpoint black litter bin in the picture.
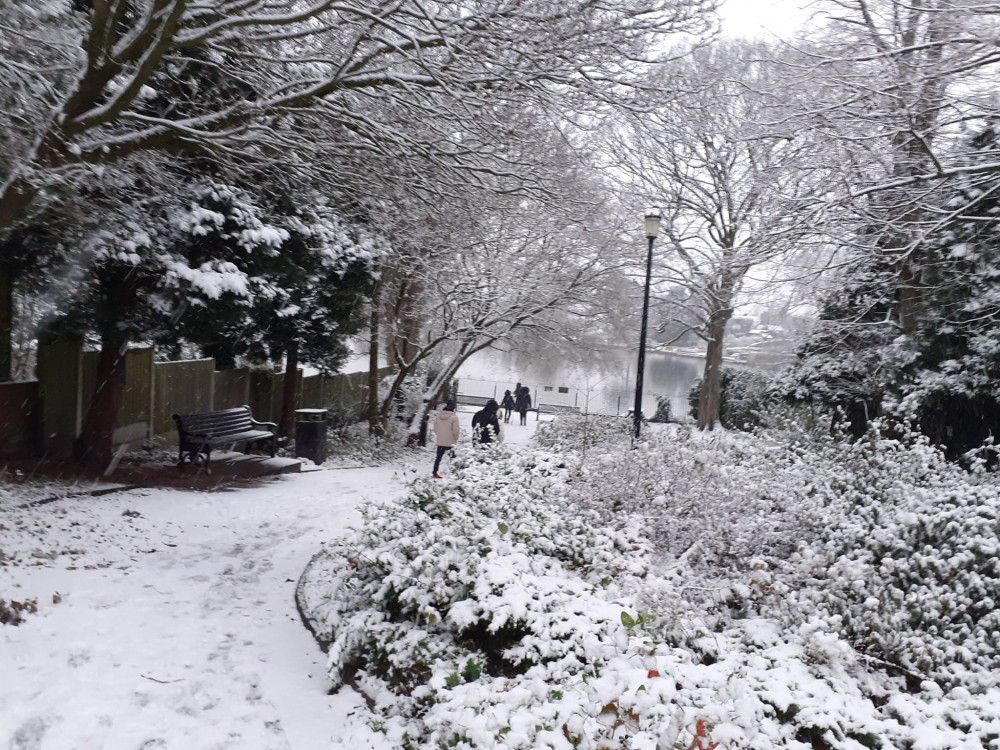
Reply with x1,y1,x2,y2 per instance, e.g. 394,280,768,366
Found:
295,408,328,464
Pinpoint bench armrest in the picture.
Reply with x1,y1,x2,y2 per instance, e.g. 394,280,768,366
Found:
251,419,278,432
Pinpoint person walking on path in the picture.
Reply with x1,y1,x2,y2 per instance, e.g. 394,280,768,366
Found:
514,386,532,426
500,389,515,424
432,400,460,477
471,399,501,445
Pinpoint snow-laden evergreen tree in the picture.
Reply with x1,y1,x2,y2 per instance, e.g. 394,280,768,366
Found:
893,125,1000,457
781,124,1000,457
160,178,383,436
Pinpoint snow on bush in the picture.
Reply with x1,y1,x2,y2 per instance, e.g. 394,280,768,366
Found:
534,413,634,453
772,423,1000,692
297,434,1000,749
538,415,1000,703
321,420,407,468
537,416,817,588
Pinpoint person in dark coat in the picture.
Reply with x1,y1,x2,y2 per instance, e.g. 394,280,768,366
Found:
514,386,531,426
471,399,501,445
500,389,515,424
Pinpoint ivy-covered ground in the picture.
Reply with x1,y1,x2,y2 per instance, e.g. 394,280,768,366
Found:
300,415,1000,749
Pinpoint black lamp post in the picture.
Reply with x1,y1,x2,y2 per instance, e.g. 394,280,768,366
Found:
633,208,662,439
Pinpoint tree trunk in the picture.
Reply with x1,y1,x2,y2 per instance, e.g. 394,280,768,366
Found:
0,267,12,381
367,280,384,436
279,339,299,438
0,176,38,233
896,261,924,335
417,409,431,446
74,340,128,466
697,314,730,431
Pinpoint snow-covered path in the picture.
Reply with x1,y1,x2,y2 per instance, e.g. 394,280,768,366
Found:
1,409,542,750
1,465,407,750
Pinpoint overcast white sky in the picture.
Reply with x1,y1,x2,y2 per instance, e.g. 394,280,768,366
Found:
718,0,811,39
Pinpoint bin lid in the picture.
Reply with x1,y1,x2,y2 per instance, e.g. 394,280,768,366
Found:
295,408,329,420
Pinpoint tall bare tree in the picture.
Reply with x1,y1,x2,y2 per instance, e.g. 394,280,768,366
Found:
368,180,627,441
608,41,827,429
793,0,1000,330
779,0,1000,442
0,0,715,234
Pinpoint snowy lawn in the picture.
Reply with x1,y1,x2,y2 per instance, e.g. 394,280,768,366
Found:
1,407,536,750
0,466,402,749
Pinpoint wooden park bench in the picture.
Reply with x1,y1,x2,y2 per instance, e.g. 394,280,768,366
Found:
173,405,278,468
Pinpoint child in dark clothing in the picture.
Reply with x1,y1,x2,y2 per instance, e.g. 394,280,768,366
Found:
500,389,515,423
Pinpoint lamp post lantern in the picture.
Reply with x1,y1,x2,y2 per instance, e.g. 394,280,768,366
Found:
634,208,661,439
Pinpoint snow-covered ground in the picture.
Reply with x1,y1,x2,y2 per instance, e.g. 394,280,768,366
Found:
1,408,539,750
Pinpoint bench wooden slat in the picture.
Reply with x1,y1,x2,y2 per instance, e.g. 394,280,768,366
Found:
193,430,273,446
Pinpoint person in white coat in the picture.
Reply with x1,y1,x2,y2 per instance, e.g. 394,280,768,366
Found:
432,400,461,478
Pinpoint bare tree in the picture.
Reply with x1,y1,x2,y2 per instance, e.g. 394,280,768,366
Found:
0,0,715,234
368,185,627,441
775,0,1000,440
608,41,827,429
787,0,1000,331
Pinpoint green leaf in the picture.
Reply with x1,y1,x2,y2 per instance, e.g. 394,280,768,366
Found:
620,611,636,628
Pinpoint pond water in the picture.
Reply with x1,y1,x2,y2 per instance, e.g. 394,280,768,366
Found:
457,347,705,418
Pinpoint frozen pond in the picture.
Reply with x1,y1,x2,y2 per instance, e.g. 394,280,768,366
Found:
457,347,704,418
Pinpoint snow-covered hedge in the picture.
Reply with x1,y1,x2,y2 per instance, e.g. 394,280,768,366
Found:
537,417,817,581
298,433,1000,748
535,415,1000,696
534,413,634,454
775,425,1000,691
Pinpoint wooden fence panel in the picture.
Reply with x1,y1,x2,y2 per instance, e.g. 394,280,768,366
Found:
154,359,215,435
5,344,388,456
75,347,154,446
249,370,276,424
214,369,251,410
120,348,153,428
38,338,83,457
299,375,323,411
298,367,391,421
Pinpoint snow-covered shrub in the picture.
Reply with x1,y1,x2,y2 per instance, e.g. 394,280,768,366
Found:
650,395,672,423
322,420,407,467
534,413,632,453
719,368,775,431
302,445,650,679
688,367,777,431
298,438,995,749
775,423,1000,691
544,412,1000,697
559,423,820,583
